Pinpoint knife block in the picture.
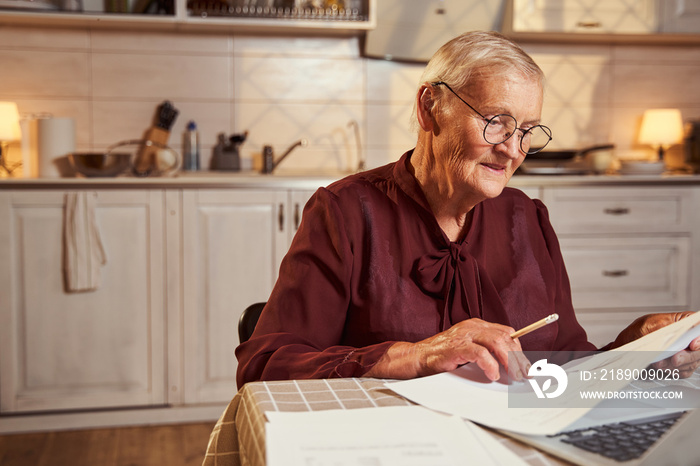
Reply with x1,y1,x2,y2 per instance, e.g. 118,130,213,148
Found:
134,126,171,175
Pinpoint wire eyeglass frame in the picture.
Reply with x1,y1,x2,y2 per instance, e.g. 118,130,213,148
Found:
431,81,552,155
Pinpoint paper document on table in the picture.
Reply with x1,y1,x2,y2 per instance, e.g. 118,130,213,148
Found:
386,311,700,436
387,364,588,436
265,405,528,466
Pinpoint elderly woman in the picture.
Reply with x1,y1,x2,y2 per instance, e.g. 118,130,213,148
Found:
236,31,700,388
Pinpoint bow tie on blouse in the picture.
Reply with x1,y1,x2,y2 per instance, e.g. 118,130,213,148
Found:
415,242,483,331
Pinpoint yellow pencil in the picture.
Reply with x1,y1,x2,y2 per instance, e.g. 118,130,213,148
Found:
511,314,559,339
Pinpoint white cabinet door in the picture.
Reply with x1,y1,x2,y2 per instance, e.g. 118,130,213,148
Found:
513,0,657,34
181,189,288,403
0,190,166,413
287,189,316,245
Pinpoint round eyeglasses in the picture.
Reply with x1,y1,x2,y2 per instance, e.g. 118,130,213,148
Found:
432,82,552,155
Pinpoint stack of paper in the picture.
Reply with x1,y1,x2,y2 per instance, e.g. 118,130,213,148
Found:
266,406,528,466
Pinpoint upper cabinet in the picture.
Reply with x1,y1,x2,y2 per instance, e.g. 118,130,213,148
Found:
364,0,507,62
505,0,700,44
512,0,657,35
0,0,375,34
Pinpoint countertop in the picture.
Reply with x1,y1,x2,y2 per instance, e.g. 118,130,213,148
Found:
2,170,700,190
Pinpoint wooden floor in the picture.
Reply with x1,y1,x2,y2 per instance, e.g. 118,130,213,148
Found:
0,421,216,466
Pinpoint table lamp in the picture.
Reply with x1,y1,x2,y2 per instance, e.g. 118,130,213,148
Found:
0,102,21,175
638,108,684,161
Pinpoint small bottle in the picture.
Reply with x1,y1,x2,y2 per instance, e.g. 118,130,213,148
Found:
183,120,200,171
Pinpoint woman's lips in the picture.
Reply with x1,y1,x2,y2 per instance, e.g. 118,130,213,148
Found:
481,162,507,173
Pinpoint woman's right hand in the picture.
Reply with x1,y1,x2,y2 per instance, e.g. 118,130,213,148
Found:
365,318,532,382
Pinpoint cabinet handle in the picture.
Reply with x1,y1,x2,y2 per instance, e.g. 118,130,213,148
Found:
294,203,301,230
603,207,630,215
278,203,284,232
602,270,629,277
577,21,602,29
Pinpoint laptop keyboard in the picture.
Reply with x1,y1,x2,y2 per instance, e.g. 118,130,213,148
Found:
551,411,684,462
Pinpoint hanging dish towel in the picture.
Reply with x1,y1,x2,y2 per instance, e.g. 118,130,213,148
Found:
63,191,107,292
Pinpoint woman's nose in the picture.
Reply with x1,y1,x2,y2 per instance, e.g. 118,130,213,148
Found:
494,135,521,159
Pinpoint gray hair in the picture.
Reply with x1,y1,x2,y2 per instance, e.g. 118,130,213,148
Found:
410,31,545,133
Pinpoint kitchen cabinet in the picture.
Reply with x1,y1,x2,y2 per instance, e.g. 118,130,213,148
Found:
540,186,698,347
0,189,166,413
364,0,507,62
0,0,375,34
506,0,700,43
180,187,314,404
511,0,657,34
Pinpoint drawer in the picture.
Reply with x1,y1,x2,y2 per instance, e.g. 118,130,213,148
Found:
560,236,690,310
542,187,692,234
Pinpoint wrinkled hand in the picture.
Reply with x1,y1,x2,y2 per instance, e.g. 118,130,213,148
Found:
412,318,531,382
611,312,700,378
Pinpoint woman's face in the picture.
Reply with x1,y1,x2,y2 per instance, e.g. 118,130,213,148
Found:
431,73,543,201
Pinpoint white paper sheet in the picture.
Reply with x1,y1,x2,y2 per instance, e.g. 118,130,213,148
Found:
651,319,700,362
265,406,528,466
386,311,700,436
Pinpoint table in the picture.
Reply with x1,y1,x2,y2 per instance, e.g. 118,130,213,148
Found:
202,378,569,466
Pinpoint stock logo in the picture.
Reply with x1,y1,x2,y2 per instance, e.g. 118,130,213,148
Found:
527,359,568,399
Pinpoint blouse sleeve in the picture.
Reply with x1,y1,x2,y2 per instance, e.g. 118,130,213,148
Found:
535,199,598,353
235,187,395,388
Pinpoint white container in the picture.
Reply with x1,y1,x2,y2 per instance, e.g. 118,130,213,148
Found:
22,116,76,178
590,149,614,174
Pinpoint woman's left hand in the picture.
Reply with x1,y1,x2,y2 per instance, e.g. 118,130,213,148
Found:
611,312,700,378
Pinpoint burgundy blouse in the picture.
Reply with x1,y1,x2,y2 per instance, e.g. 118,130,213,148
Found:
236,151,596,387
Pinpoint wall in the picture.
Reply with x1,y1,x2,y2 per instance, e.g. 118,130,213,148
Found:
1,24,699,174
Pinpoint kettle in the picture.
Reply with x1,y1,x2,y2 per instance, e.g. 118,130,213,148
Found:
685,120,700,173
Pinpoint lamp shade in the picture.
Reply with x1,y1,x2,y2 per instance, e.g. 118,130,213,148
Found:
638,108,684,147
0,102,21,142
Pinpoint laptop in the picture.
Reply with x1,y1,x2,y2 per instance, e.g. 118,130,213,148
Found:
500,408,700,465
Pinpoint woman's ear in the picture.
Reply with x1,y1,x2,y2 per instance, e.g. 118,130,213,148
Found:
416,84,436,132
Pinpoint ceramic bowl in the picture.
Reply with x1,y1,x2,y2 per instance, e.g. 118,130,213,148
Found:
618,160,666,175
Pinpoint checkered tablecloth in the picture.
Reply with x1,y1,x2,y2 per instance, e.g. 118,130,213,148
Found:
201,378,568,466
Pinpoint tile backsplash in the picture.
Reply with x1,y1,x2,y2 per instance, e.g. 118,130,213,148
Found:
1,24,699,173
